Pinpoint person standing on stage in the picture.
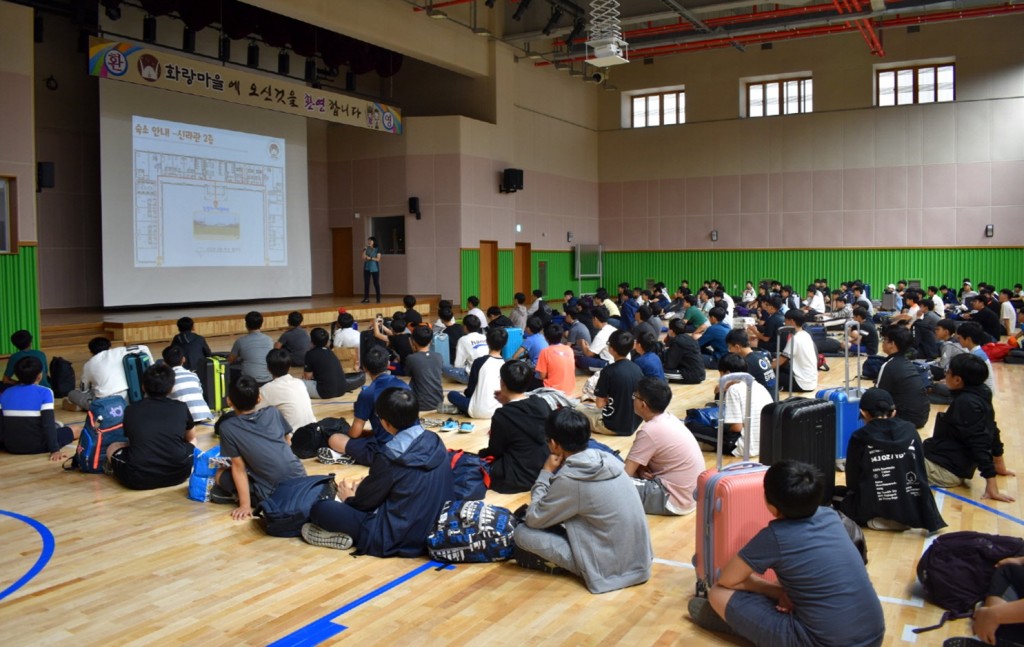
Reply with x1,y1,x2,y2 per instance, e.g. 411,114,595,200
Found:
361,236,382,304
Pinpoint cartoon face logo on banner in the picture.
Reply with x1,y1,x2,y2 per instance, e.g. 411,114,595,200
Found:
104,49,129,77
137,54,161,82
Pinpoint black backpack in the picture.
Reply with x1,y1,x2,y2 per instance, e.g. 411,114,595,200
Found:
290,418,350,459
254,474,338,537
917,531,1024,613
49,357,76,398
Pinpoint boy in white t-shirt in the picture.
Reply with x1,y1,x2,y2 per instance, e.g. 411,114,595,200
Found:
688,353,773,457
442,314,487,384
772,310,818,393
1000,289,1017,338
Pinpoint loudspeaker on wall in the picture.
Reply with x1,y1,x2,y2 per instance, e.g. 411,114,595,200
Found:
37,161,55,191
500,168,524,193
408,196,420,214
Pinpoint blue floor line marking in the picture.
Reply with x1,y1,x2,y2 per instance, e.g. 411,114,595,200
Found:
0,509,56,602
932,486,1024,527
267,560,454,647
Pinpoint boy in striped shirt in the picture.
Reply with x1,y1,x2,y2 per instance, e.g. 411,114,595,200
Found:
163,346,213,422
0,356,80,460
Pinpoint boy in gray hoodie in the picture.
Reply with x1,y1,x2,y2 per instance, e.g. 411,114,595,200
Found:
514,407,653,594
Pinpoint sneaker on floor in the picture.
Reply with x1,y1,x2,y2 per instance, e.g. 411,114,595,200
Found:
513,546,568,575
317,447,354,465
867,517,910,532
420,418,444,428
440,418,458,432
687,597,737,636
210,484,237,505
458,422,475,433
301,523,354,550
437,402,460,415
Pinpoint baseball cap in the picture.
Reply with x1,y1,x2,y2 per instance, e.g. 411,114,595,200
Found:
860,388,895,414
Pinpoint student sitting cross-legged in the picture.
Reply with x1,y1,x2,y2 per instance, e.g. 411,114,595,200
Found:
258,348,316,433
447,326,506,419
0,356,80,461
535,323,576,396
163,345,213,423
574,330,644,436
107,363,196,490
688,460,886,647
513,407,653,594
302,388,455,556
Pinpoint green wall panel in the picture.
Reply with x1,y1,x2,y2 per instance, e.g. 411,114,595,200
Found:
531,250,599,298
460,249,480,306
498,249,514,306
0,246,40,355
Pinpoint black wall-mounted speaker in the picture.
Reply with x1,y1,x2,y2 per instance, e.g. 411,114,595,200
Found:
37,161,55,190
501,168,524,193
408,197,420,214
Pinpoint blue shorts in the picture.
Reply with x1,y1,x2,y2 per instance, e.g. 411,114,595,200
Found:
725,591,814,647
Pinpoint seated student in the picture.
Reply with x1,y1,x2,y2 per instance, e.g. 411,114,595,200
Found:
957,322,996,391
513,317,548,365
632,330,666,381
162,346,212,423
689,460,886,647
448,327,506,419
689,353,772,457
575,330,643,436
2,329,49,390
373,314,414,374
724,329,775,392
875,326,930,429
213,376,307,519
302,328,348,400
404,326,443,412
513,407,653,594
697,307,730,370
465,296,487,330
963,294,1003,343
928,319,968,379
772,310,818,393
852,283,874,316
633,305,659,339
663,318,706,384
910,298,941,361
303,388,454,556
535,323,576,396
575,307,616,372
625,377,704,516
431,300,453,334
923,353,1015,502
438,307,465,366
486,306,515,329
837,388,946,533
0,357,80,460
258,348,316,432
331,311,361,370
845,307,879,356
275,311,312,367
477,361,552,494
563,289,579,310
66,338,155,411
563,305,592,348
829,290,853,318
170,316,211,376
681,294,710,336
442,314,486,384
948,557,1024,647
648,303,666,337
107,364,196,490
509,292,529,330
227,311,274,385
402,295,418,321
321,345,410,467
1000,288,1018,338
748,296,784,352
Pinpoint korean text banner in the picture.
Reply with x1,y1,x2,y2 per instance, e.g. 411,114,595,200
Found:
88,37,402,135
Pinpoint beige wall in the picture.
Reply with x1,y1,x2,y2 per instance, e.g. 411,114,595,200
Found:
0,1,36,244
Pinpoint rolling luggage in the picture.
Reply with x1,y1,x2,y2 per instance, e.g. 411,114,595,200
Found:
122,346,151,403
816,319,865,470
695,374,776,597
432,332,451,367
203,354,229,414
501,326,524,361
760,327,837,502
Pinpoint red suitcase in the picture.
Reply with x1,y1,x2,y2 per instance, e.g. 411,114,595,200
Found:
694,373,776,596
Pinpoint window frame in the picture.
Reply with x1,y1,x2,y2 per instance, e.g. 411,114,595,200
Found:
629,90,686,129
621,85,686,129
745,76,813,118
875,62,956,107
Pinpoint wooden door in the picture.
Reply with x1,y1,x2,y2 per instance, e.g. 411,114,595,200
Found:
514,242,532,297
332,227,354,297
479,240,499,308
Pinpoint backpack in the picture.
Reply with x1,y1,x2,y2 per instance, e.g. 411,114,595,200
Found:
290,417,350,459
448,449,492,501
684,405,719,431
66,395,128,473
861,355,885,381
253,474,338,537
587,438,624,462
188,445,223,502
49,357,76,398
426,500,518,563
916,531,1024,613
982,342,1012,363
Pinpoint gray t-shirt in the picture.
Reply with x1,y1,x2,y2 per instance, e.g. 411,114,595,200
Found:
230,331,274,383
403,350,444,411
566,320,592,346
277,327,311,366
218,407,306,493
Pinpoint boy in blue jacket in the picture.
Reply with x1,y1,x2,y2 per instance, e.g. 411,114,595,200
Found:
303,388,454,557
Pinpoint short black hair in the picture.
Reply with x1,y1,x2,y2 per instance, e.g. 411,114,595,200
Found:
609,330,634,358
669,318,687,335
266,348,292,378
88,337,112,355
543,323,563,345
918,298,933,311
13,356,42,384
592,306,609,323
545,407,590,453
467,296,480,307
10,329,32,350
229,376,261,411
311,327,329,348
287,311,303,327
176,317,195,333
390,316,407,334
245,311,264,330
767,295,783,310
405,310,424,327
487,306,503,318
709,306,727,323
500,360,533,394
142,363,175,398
637,305,652,321
784,309,805,326
948,353,988,387
439,307,455,323
411,325,433,348
403,295,417,309
338,312,354,329
636,376,671,413
486,326,508,351
882,326,913,353
464,314,482,333
162,345,184,366
526,316,544,334
362,345,391,375
764,460,824,519
532,289,543,298
374,387,419,431
514,292,526,304
717,352,746,374
726,329,749,348
937,319,958,335
635,330,657,353
957,322,986,345
852,306,869,320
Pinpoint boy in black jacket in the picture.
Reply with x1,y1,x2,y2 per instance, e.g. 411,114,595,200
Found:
923,353,1015,502
876,326,930,429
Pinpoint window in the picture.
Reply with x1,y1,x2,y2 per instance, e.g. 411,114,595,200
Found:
747,77,812,118
0,178,11,252
877,63,954,106
371,215,405,255
630,90,685,128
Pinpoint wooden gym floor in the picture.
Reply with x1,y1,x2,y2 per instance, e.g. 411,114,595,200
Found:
1,329,1022,646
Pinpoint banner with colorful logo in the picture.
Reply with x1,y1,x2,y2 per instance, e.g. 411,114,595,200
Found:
88,37,402,135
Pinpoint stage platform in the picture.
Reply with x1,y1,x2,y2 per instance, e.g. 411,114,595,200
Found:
40,294,441,349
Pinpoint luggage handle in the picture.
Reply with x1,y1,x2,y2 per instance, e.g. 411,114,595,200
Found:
715,373,755,470
843,319,862,393
774,326,796,402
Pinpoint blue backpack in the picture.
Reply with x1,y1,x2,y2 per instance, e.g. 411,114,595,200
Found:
253,474,338,537
448,449,492,500
426,500,518,563
587,438,624,462
188,445,221,502
67,395,127,474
